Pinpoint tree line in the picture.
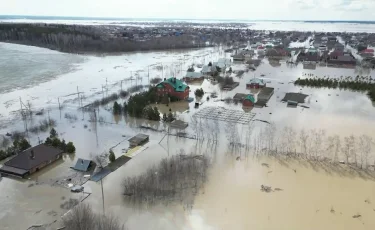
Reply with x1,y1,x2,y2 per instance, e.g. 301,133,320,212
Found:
226,122,374,170
0,23,206,53
112,87,161,121
294,77,375,101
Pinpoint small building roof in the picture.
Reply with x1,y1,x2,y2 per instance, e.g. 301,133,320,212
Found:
185,72,203,79
282,92,308,103
248,78,266,86
4,144,63,170
72,158,94,172
201,65,212,73
128,133,149,145
157,77,188,92
218,58,231,65
170,120,188,129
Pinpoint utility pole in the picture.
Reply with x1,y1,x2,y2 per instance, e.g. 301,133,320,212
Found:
148,65,150,85
101,178,105,214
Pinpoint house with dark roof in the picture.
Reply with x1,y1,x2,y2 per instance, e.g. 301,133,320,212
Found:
156,77,190,100
0,144,63,178
128,134,149,148
328,51,356,66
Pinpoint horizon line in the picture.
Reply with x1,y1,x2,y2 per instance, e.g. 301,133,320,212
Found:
0,15,374,23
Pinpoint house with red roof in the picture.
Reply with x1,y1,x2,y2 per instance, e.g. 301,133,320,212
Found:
360,49,374,57
156,77,190,100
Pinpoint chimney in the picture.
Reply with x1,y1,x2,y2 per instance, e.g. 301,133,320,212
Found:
30,150,35,159
81,159,84,165
164,78,166,81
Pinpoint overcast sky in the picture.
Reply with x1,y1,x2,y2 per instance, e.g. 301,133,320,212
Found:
1,0,375,21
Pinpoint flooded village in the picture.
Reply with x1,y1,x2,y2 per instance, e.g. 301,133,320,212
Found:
2,21,375,230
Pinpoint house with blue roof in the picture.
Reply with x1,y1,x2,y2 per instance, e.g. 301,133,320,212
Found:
156,77,190,100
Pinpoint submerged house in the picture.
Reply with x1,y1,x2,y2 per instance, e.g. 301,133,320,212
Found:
246,78,266,89
218,58,232,67
201,65,213,75
327,51,356,66
128,134,149,148
156,77,190,100
72,158,96,172
360,49,374,57
242,94,255,107
0,144,63,178
183,72,204,82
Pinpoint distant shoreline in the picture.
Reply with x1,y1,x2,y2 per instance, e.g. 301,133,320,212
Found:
1,15,375,24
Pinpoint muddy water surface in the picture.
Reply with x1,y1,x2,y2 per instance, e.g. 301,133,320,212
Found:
192,156,375,230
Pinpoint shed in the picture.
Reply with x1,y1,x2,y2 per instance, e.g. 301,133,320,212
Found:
170,120,188,129
287,100,298,107
72,158,96,172
128,134,149,148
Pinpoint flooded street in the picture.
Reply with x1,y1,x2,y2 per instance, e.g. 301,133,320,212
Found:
1,41,375,229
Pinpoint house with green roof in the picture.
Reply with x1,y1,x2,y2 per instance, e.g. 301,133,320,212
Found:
243,94,255,107
156,77,190,100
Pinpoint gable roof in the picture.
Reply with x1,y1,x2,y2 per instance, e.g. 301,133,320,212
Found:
157,78,188,92
248,78,266,86
72,158,94,172
201,65,212,73
244,94,255,103
5,144,63,170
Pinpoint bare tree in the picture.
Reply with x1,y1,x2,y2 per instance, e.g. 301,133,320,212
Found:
299,129,309,157
326,135,335,162
333,135,341,163
310,129,325,160
244,123,254,151
342,136,351,164
348,135,356,166
123,153,209,208
62,203,125,230
358,135,372,169
264,123,276,154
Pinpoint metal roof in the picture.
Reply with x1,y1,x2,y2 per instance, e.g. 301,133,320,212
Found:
128,133,149,145
157,77,188,92
72,158,93,172
248,78,266,86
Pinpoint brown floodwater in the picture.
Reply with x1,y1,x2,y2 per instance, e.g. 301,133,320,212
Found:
192,155,375,230
2,46,375,229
